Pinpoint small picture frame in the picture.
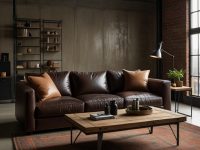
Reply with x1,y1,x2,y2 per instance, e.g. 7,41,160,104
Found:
1,53,9,62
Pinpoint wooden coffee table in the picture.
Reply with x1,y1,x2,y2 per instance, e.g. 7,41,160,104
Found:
65,107,186,150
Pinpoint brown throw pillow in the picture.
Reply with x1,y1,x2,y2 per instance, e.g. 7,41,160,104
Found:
123,69,150,91
27,72,61,101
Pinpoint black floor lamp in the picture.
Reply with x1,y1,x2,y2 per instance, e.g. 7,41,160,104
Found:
150,42,175,78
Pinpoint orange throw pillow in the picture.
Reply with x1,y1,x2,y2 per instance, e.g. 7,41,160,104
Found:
28,72,61,101
123,69,150,91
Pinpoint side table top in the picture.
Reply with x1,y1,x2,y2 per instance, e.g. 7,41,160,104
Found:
171,86,192,91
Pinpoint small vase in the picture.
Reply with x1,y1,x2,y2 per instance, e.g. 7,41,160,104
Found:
110,100,118,115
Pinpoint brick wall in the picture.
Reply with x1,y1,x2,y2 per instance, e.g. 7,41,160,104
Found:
162,0,189,85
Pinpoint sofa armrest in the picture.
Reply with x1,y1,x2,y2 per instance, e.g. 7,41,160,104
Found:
148,78,171,110
15,81,36,132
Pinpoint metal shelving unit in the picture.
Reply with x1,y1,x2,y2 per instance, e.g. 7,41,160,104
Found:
14,18,62,81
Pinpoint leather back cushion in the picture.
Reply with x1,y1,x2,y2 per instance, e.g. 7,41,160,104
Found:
106,70,124,93
123,69,150,91
48,71,71,96
27,72,61,101
70,71,109,96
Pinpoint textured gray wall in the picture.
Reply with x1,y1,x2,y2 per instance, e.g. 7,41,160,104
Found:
0,0,156,77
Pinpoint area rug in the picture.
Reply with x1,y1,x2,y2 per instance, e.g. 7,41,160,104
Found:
13,123,200,150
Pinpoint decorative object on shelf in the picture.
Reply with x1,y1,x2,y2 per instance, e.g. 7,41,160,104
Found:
0,72,6,77
47,60,53,67
126,105,152,115
167,69,184,87
27,48,32,53
28,32,32,37
1,53,9,62
22,62,27,68
110,100,118,115
18,29,28,37
24,21,31,28
104,103,110,115
36,63,40,68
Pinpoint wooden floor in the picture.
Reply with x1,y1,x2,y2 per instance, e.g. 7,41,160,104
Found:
0,102,200,150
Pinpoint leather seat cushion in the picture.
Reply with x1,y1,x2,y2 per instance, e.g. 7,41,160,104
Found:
35,96,84,118
77,94,124,112
117,91,162,107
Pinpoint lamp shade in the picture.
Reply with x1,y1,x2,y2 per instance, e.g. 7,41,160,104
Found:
150,42,163,59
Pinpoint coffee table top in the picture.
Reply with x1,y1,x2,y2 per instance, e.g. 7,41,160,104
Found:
65,107,186,135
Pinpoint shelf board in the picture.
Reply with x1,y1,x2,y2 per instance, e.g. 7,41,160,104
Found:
43,50,60,52
17,53,40,56
43,27,61,30
43,34,60,37
43,59,61,61
42,42,61,45
16,68,41,70
17,36,40,38
17,27,40,29
17,60,41,61
16,18,41,22
43,66,60,69
16,46,40,47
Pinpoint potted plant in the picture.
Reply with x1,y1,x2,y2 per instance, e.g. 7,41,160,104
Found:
167,69,184,87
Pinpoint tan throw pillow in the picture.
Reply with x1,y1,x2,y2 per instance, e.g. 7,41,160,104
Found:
123,69,150,91
27,72,61,101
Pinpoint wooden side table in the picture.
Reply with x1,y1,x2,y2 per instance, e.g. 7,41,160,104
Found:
171,86,192,117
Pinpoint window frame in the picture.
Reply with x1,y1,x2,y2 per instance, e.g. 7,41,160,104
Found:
190,0,200,96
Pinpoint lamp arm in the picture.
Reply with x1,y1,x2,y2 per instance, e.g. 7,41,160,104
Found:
162,49,175,69
162,49,175,58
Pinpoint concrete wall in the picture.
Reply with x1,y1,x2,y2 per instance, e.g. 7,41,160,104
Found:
0,0,157,77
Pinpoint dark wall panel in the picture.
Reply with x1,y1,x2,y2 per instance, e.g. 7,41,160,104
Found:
0,0,157,77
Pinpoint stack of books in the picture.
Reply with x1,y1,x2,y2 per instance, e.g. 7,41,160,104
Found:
90,113,115,121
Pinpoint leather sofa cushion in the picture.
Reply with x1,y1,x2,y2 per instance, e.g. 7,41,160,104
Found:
106,70,124,93
77,94,124,112
48,71,72,96
117,91,162,107
123,69,150,91
35,96,84,118
27,73,61,101
70,71,109,96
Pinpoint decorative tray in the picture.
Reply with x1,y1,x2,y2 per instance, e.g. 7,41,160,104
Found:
126,105,152,115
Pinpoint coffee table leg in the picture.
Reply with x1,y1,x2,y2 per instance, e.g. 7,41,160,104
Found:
177,123,179,146
150,126,153,134
169,123,180,146
97,132,103,150
70,126,73,145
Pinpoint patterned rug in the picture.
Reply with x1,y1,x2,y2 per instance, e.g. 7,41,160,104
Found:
13,123,200,150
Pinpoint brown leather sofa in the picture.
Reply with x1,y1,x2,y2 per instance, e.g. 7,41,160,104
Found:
15,70,171,133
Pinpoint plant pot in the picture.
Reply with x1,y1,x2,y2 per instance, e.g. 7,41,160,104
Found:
172,82,176,87
175,80,183,87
